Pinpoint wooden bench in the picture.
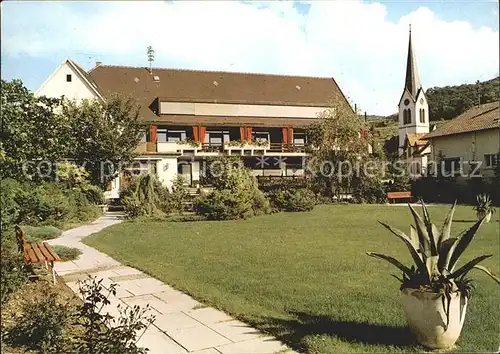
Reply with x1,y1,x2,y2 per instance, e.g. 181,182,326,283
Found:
15,226,61,284
387,191,412,204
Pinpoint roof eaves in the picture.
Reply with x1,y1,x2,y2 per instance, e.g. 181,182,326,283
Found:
67,59,104,100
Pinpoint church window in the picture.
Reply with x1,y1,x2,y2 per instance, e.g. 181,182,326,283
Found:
403,109,412,125
419,109,425,123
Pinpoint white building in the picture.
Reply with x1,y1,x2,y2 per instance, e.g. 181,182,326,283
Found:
425,102,499,179
36,59,355,197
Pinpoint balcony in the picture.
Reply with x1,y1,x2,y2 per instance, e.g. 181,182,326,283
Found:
268,143,307,153
135,142,158,153
135,141,310,157
157,141,201,154
224,141,270,154
224,141,308,156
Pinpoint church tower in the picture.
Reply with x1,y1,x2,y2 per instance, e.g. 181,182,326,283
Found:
398,26,429,155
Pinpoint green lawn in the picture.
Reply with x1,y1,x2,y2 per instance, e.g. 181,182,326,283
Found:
84,205,500,353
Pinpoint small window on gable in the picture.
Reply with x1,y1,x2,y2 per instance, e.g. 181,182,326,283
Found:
66,74,72,82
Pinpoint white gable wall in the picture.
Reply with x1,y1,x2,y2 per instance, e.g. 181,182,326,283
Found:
35,61,97,102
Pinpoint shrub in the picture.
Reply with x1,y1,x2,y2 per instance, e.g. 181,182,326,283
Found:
3,281,73,352
68,188,102,224
72,276,155,353
253,189,272,216
80,183,105,205
122,195,142,219
194,189,254,220
22,225,61,243
0,246,29,305
169,175,189,214
352,176,387,204
121,172,170,218
0,179,21,236
1,178,103,230
271,188,316,212
15,182,74,225
52,245,82,261
194,158,270,220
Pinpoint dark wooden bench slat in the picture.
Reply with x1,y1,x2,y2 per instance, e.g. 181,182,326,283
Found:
26,247,39,263
31,243,46,263
42,243,61,262
37,243,56,262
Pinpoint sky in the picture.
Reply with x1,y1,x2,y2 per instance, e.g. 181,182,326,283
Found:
1,0,499,116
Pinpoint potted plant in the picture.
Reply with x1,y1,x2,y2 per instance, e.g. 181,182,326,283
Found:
367,201,499,349
473,193,495,223
225,140,246,148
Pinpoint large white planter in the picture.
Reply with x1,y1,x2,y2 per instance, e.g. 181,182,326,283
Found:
476,211,492,223
401,288,468,349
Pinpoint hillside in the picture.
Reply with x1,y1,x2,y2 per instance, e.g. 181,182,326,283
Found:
426,76,499,121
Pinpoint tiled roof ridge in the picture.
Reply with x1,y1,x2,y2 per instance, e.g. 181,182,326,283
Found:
88,63,335,80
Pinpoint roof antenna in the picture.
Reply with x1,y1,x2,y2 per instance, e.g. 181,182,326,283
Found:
147,46,155,75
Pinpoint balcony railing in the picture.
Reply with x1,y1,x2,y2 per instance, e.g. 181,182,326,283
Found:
136,141,310,155
268,143,307,153
135,142,158,153
200,143,224,153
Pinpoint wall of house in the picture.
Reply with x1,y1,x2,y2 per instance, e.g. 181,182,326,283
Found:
104,176,121,199
430,128,500,177
156,157,180,191
160,101,326,119
36,62,96,101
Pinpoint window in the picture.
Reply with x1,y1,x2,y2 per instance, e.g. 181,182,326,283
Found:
485,154,499,168
443,157,461,174
157,128,186,142
403,108,412,125
253,131,270,143
167,130,185,142
419,109,425,123
293,132,306,145
204,130,229,145
140,132,147,143
157,128,167,142
66,74,72,82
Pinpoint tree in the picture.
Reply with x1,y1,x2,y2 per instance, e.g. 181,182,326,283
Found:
0,79,70,181
307,99,371,201
1,80,146,187
62,95,145,186
426,76,499,121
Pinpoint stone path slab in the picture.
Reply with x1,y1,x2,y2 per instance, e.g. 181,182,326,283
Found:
48,212,298,354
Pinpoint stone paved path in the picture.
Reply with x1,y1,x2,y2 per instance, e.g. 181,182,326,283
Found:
47,212,297,354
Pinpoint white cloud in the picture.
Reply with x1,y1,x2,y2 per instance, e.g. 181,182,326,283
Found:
2,0,498,115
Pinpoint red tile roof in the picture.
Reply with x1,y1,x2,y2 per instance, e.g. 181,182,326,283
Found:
88,65,353,124
425,102,499,139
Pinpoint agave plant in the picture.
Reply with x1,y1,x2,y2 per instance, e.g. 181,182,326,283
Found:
472,194,496,215
367,201,500,327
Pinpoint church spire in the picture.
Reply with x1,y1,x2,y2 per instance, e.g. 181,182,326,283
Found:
404,25,421,98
